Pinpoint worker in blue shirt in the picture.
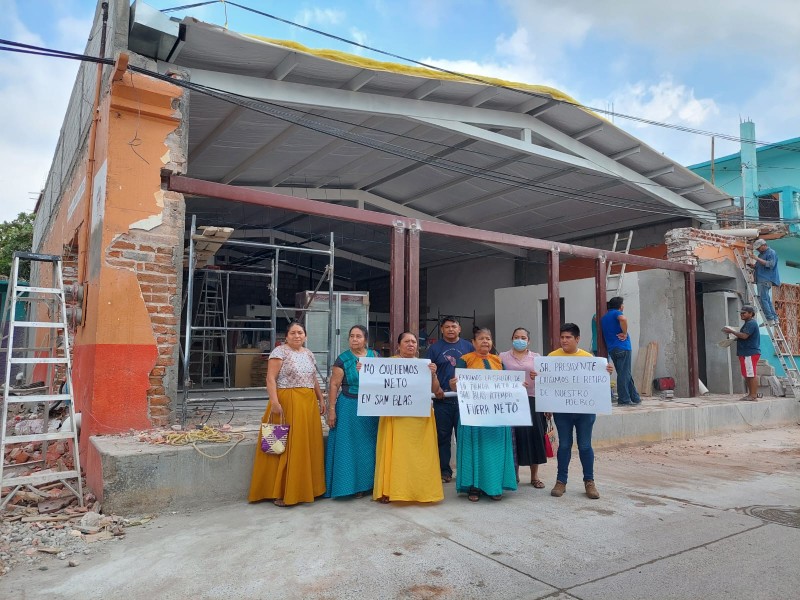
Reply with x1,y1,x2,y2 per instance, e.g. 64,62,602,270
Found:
722,305,761,401
753,238,780,325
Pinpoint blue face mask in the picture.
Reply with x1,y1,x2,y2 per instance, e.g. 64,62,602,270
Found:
512,339,528,351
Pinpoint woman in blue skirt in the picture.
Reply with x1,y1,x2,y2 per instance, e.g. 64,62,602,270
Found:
325,325,378,498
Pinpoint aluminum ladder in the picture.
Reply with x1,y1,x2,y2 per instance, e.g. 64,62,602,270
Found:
0,252,83,509
606,230,633,297
733,248,800,398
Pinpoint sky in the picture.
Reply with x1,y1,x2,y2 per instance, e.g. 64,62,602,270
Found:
1,0,799,222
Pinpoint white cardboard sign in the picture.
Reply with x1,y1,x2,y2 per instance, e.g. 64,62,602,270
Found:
357,358,432,417
533,357,612,415
455,369,532,427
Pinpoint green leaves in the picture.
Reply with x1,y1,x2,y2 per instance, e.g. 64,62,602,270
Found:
0,212,35,281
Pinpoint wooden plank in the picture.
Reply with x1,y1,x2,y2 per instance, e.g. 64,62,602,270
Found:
641,341,658,396
633,346,647,393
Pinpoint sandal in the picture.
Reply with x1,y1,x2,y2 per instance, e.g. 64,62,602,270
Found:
442,474,453,483
378,496,390,504
273,499,287,507
355,491,366,499
467,493,480,502
531,479,545,489
738,395,758,402
489,494,502,501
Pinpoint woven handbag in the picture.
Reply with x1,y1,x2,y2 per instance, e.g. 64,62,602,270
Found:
261,415,290,455
544,417,557,458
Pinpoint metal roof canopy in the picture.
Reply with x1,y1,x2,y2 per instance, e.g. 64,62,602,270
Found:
138,17,732,258
166,175,700,397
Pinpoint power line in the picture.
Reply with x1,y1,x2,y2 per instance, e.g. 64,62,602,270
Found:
2,39,798,227
217,1,799,154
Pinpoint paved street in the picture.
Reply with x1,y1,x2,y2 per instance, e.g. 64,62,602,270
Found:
4,425,799,599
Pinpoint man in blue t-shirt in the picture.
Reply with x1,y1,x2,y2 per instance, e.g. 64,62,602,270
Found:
426,316,474,482
601,297,641,406
753,239,781,325
722,305,761,401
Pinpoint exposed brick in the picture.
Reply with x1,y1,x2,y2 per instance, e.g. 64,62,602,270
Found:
112,240,136,250
151,315,178,326
149,406,171,417
138,273,170,284
150,416,170,427
156,357,175,366
150,366,166,376
144,263,177,274
148,386,166,396
121,250,156,262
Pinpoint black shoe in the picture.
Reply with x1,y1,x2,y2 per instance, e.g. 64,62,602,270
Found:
617,401,633,406
631,399,642,405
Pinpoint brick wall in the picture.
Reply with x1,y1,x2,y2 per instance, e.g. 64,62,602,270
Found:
104,191,185,427
665,227,745,265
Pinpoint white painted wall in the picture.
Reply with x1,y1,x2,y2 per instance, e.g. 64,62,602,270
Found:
494,274,642,358
426,257,515,335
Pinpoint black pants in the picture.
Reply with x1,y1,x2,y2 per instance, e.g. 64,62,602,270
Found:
433,400,459,477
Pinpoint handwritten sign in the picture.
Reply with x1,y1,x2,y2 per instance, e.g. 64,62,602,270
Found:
533,357,612,415
357,358,432,417
455,369,532,427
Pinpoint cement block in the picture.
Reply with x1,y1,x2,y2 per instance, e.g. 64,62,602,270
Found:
91,435,257,514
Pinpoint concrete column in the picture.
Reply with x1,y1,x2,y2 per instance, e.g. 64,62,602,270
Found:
740,121,759,220
703,292,740,394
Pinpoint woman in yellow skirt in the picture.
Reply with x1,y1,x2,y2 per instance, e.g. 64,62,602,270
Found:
249,321,326,506
374,331,444,504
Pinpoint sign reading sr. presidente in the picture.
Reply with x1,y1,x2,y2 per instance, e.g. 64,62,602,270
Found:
455,369,532,427
533,357,612,415
357,358,432,417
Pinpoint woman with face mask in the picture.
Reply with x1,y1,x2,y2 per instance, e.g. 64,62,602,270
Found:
499,327,548,488
449,327,517,502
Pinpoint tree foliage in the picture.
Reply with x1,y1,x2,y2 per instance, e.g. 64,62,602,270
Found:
0,212,35,281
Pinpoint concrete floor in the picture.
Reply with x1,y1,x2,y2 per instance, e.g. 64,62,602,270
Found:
4,425,799,599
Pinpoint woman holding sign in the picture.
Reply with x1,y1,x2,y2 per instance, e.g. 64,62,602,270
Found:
374,332,444,504
499,327,548,488
450,328,517,502
325,325,379,498
248,321,326,507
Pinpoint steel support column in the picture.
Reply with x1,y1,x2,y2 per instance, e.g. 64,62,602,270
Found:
547,249,561,351
594,258,607,358
404,225,420,342
685,271,699,397
390,224,406,355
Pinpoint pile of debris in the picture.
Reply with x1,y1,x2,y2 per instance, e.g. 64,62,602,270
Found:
0,489,147,577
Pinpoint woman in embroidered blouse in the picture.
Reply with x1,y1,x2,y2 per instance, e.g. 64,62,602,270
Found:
450,327,517,502
499,327,548,488
249,321,326,507
325,325,379,498
373,331,444,504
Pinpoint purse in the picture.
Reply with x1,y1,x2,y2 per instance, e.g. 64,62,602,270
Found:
261,414,290,455
544,417,556,459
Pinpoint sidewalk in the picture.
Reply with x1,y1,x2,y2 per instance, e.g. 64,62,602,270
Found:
87,394,799,515
4,426,799,599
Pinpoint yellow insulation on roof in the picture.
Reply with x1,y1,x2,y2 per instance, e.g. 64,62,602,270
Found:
245,35,579,106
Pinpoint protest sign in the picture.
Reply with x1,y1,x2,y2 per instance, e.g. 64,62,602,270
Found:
357,358,432,417
533,357,612,415
455,369,532,426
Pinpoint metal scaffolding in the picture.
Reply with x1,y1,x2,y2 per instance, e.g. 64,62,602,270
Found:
180,215,335,424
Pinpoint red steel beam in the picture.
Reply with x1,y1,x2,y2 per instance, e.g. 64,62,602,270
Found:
167,176,693,272
390,224,405,355
685,271,699,397
547,249,561,351
594,258,607,357
405,226,420,342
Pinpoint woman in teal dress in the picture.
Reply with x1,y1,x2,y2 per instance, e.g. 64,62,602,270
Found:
325,325,379,498
450,327,517,502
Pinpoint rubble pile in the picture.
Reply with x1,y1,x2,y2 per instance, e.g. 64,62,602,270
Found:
0,489,149,577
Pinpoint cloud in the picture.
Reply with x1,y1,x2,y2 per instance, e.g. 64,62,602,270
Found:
295,8,345,27
349,27,368,53
503,0,800,60
0,8,93,221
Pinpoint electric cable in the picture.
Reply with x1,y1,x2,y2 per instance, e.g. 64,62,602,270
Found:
216,1,800,153
3,38,797,226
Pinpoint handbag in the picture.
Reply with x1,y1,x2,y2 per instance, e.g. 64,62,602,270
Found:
544,417,556,459
261,414,290,455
